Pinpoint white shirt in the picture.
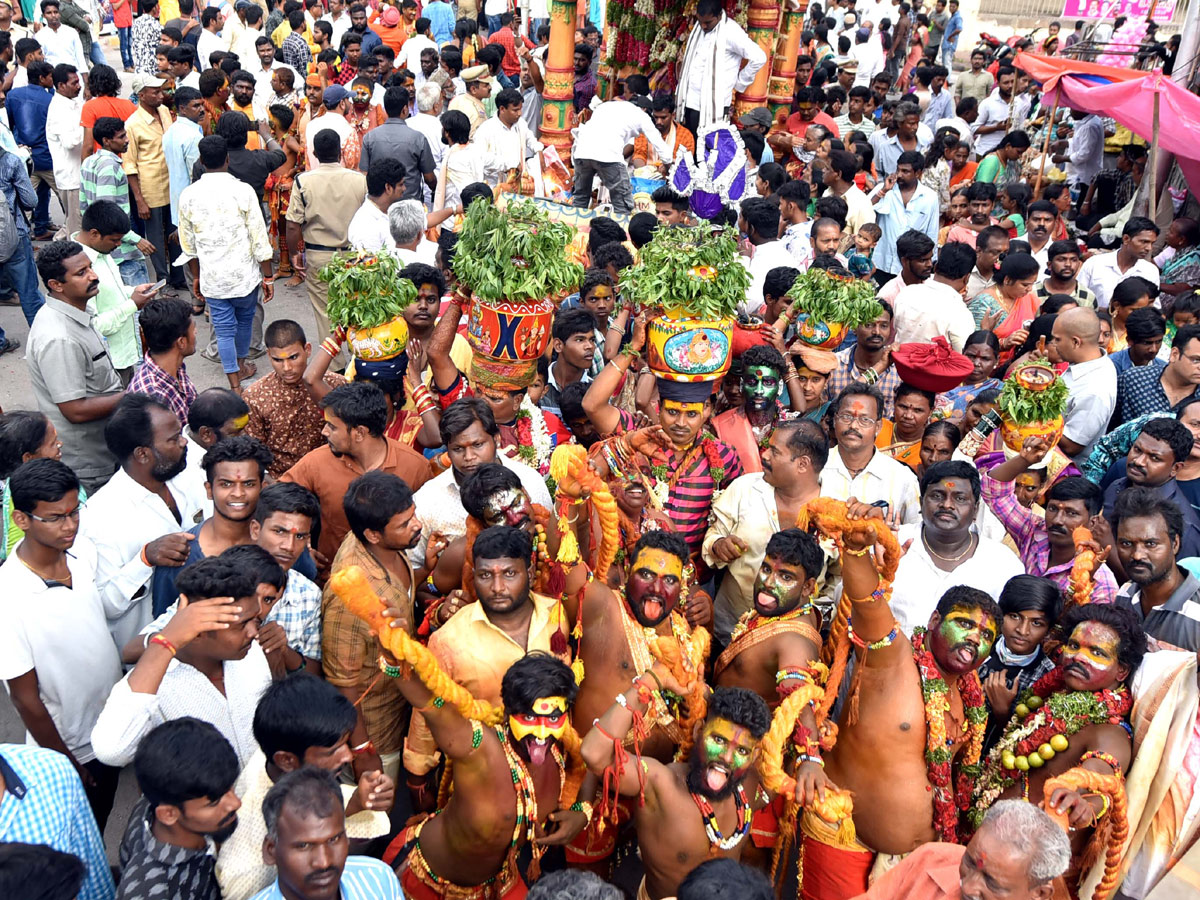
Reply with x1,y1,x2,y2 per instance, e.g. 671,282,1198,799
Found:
850,38,884,86
398,33,437,72
79,466,204,648
936,115,973,145
37,23,87,71
973,89,1012,156
176,172,274,300
473,114,542,186
395,240,438,267
574,98,670,165
1066,114,1105,187
745,239,798,314
890,523,1024,637
252,61,297,109
409,110,445,206
1076,251,1161,310
231,25,263,72
321,10,351,48
306,110,354,162
0,538,123,764
782,220,813,269
173,433,215,522
819,445,921,525
406,454,553,568
678,16,765,122
91,640,272,767
197,28,224,69
892,278,976,352
45,91,84,190
439,142,487,210
347,199,392,253
1061,354,1118,465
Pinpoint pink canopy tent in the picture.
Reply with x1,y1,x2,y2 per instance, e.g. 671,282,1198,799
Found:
1015,52,1200,213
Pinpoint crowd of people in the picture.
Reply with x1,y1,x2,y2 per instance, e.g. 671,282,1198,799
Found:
0,1,1198,900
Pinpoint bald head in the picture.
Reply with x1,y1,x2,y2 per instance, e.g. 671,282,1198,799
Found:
1051,307,1103,364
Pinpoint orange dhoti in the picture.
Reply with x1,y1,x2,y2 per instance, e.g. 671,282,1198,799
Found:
565,796,634,865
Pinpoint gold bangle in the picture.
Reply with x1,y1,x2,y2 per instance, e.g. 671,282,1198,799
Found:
843,545,872,557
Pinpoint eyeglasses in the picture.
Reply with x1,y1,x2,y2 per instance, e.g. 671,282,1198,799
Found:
28,505,83,524
835,413,878,428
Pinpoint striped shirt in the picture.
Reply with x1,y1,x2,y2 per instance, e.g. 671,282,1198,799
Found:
0,744,115,900
79,148,145,266
615,410,743,558
249,857,403,900
979,461,1118,606
1117,570,1200,653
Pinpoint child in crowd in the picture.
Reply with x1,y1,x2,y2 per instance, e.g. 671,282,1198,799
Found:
847,222,882,279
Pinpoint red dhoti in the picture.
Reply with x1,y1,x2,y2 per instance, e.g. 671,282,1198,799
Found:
800,834,873,900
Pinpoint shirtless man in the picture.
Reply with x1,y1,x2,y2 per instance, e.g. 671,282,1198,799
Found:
967,602,1143,881
381,607,590,897
713,527,834,865
806,500,1001,900
581,683,773,900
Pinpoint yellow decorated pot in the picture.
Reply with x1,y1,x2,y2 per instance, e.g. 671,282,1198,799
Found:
793,314,848,351
999,413,1065,453
346,316,409,362
646,314,734,383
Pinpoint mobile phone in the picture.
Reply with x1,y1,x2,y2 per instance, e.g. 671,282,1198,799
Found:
147,279,167,293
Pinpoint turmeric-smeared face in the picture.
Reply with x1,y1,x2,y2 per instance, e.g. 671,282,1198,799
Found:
688,717,756,800
626,547,683,626
660,399,707,449
1061,621,1127,691
928,603,998,675
509,695,568,766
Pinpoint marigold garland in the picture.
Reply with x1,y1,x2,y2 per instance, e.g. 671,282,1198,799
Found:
550,444,621,583
911,627,988,844
1069,525,1099,608
1042,768,1129,900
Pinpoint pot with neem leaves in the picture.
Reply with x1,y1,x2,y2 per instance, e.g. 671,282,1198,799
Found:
997,361,1069,452
318,251,415,361
783,268,882,351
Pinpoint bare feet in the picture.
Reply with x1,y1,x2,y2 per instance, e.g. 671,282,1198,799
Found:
238,360,257,379
285,273,303,286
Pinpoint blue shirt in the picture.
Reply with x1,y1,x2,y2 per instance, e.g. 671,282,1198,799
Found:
0,148,38,235
249,856,403,900
1107,349,1166,379
425,0,455,46
7,84,53,170
921,88,954,128
0,744,116,900
872,181,940,276
163,116,204,223
942,11,963,49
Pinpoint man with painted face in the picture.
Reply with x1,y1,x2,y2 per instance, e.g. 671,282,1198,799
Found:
890,460,1023,637
805,502,1002,898
402,525,574,812
705,420,832,641
116,718,242,900
583,682,773,900
712,345,787,475
966,602,1143,875
381,634,591,900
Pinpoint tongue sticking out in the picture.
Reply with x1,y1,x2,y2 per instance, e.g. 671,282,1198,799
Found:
642,599,664,620
756,592,778,611
527,738,549,766
705,767,729,793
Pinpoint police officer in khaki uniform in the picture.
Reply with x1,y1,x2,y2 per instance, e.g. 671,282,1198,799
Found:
285,127,367,365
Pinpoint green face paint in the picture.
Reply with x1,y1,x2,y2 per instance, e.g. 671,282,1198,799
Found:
742,365,781,411
752,556,808,618
932,604,998,673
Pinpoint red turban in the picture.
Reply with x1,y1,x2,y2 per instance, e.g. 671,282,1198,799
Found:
891,337,975,393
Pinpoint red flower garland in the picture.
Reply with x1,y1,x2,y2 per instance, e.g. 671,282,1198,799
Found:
1010,667,1131,759
700,438,728,484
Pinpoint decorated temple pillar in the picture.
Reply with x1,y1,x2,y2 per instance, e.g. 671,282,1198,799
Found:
733,0,780,116
540,0,577,165
767,0,806,118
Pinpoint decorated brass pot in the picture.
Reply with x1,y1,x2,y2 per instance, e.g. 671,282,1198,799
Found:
999,414,1065,453
646,312,734,383
346,316,409,362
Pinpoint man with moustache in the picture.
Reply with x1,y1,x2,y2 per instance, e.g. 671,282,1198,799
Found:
1101,419,1200,559
324,471,425,784
116,718,242,900
282,382,431,571
1024,201,1059,272
1114,487,1200,652
27,240,125,493
712,345,788,475
825,300,902,417
705,420,832,642
585,672,772,900
966,603,1143,880
377,565,588,899
1035,239,1096,309
890,460,1023,636
801,502,1002,900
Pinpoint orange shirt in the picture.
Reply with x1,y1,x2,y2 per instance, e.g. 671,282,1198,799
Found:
850,842,965,900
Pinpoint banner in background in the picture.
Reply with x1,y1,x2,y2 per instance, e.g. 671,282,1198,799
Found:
1061,0,1175,23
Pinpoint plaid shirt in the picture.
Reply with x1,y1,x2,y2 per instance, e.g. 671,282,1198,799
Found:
281,32,313,73
0,744,115,900
333,63,358,86
80,148,144,265
979,462,1117,605
126,354,198,426
824,349,902,418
